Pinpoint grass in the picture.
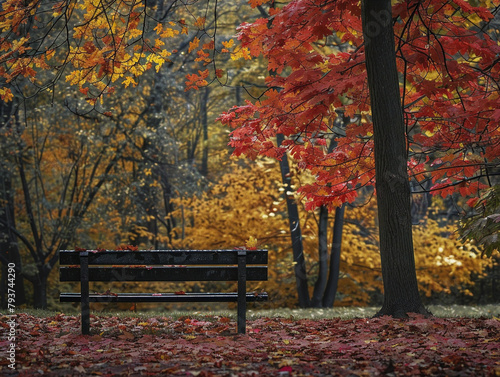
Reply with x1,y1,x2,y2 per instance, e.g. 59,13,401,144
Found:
8,304,500,320
248,304,500,319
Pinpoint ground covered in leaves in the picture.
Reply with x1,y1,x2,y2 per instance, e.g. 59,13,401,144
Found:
1,313,499,376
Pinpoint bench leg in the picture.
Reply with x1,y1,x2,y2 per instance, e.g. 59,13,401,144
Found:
237,250,247,334
80,251,90,335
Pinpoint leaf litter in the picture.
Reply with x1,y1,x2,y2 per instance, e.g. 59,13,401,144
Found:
0,313,499,376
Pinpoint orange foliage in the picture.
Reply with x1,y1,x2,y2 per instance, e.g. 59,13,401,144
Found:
0,0,191,104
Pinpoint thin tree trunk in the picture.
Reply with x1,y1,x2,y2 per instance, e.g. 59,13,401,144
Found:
311,205,329,307
200,87,209,176
160,169,175,244
322,204,345,307
361,0,429,317
277,133,310,307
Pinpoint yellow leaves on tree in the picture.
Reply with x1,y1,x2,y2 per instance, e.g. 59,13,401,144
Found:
0,87,13,102
230,46,252,61
220,39,235,54
413,219,493,298
222,39,235,49
154,23,181,39
63,0,180,98
122,76,138,88
168,161,296,305
246,236,258,249
165,161,493,307
332,200,494,306
0,0,187,104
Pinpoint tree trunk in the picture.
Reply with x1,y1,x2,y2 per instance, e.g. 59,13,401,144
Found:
0,177,27,308
277,133,310,307
160,168,176,244
361,0,429,317
32,272,48,309
311,206,329,307
200,87,209,176
0,99,26,308
322,204,345,307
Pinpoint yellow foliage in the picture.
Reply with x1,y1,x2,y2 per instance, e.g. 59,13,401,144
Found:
168,161,296,305
246,236,258,249
128,28,143,40
231,46,252,61
122,76,137,88
164,163,493,307
222,39,235,49
413,219,492,297
0,87,13,102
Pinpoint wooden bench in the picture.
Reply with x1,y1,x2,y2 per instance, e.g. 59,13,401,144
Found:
59,249,268,335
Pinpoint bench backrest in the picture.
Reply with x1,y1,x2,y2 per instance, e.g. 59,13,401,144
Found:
59,249,268,282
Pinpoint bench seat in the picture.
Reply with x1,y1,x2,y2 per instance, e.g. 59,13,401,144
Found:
60,292,269,303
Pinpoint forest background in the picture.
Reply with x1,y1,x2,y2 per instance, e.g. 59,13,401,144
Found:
0,0,499,312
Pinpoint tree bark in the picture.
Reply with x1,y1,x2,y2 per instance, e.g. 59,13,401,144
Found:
0,99,26,308
277,133,310,307
32,272,48,309
200,87,209,177
311,205,329,307
361,0,429,317
322,204,345,307
0,176,27,308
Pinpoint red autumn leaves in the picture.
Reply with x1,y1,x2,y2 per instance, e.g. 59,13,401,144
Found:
216,0,500,209
1,313,498,376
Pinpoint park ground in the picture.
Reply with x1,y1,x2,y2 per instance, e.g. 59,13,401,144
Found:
0,306,499,376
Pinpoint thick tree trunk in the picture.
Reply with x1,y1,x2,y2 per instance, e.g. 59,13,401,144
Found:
277,133,310,307
0,179,26,308
361,0,429,317
0,100,26,308
32,273,48,309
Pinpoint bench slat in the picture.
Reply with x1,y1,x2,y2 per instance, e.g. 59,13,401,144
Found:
59,249,268,265
60,292,269,303
60,266,268,282
59,249,268,335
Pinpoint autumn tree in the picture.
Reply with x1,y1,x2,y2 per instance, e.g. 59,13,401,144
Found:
218,0,500,315
162,158,493,308
0,0,190,307
3,0,499,313
7,102,134,308
362,0,427,316
1,0,266,307
95,0,262,248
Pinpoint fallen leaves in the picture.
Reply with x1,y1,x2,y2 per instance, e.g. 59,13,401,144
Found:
0,313,498,376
